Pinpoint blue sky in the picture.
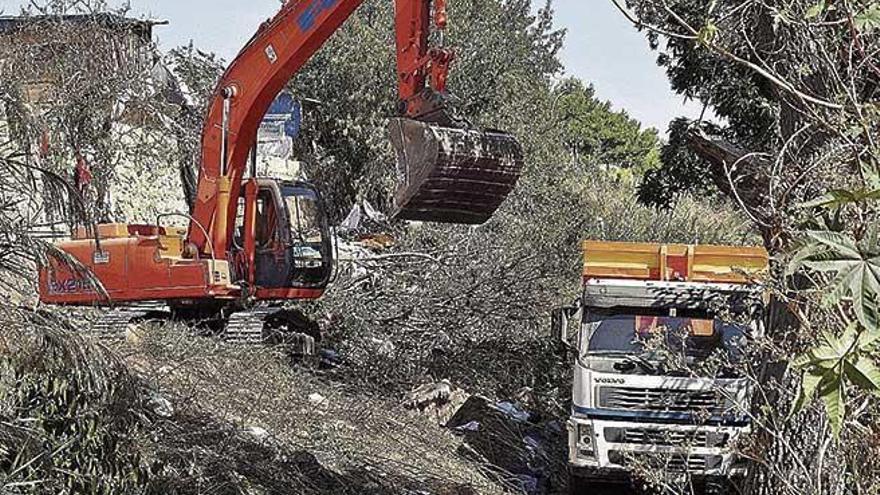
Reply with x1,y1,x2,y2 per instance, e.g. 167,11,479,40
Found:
1,0,705,132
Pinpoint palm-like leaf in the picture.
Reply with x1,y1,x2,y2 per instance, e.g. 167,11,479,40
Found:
792,231,880,331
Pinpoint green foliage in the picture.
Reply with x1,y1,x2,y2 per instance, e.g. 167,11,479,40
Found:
787,223,880,437
791,324,880,436
287,0,565,219
553,78,661,172
799,188,880,210
0,311,150,493
805,1,829,19
697,20,719,45
790,230,880,331
637,118,716,208
855,3,880,32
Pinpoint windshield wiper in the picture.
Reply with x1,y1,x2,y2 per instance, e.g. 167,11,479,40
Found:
617,354,657,374
586,350,633,357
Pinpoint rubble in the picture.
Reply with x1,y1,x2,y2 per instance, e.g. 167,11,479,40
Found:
243,425,271,443
339,199,388,232
445,396,567,495
406,379,471,426
147,393,175,418
122,324,507,494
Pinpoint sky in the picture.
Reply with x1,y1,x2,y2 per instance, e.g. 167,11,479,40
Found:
1,0,706,132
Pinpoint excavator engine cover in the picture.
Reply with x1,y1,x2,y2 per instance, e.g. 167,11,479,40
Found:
389,118,523,224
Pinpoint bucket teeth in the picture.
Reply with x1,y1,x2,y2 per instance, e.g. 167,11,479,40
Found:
389,118,524,225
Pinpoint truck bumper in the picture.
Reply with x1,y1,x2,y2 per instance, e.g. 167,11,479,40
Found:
567,416,749,478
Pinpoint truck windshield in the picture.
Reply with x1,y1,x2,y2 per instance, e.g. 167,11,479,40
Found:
585,313,751,362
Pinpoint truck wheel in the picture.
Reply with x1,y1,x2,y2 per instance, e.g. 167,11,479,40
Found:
568,473,590,495
703,478,736,495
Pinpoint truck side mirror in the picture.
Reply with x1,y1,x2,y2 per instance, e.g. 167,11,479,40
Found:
551,306,579,349
551,308,567,344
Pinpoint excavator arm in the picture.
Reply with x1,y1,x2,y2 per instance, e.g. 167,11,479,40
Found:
188,0,523,259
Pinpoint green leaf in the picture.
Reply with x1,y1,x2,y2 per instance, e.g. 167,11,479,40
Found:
822,328,846,354
790,231,880,332
855,4,880,32
788,240,829,276
821,268,858,307
858,329,880,350
806,231,862,260
805,1,827,19
862,160,880,190
798,188,880,209
845,356,880,393
792,352,815,368
698,21,719,45
849,260,880,331
790,368,826,417
819,370,845,437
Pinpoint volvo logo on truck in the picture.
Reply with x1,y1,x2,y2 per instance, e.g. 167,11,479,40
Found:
595,378,625,385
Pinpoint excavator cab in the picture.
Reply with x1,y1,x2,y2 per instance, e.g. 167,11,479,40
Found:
235,179,333,293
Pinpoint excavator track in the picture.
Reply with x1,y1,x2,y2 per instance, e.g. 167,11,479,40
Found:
223,307,276,345
223,307,318,356
90,302,169,339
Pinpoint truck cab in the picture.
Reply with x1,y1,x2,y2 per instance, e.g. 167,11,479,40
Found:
555,242,768,491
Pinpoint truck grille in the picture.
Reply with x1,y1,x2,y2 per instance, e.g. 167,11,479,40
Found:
608,451,723,473
598,386,727,415
604,427,728,448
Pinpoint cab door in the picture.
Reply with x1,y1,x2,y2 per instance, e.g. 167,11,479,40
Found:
278,181,333,288
251,182,290,288
238,179,333,291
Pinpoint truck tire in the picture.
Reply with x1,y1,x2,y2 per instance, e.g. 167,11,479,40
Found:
568,473,590,495
569,474,635,495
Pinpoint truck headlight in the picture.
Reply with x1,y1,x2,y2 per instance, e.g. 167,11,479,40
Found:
578,424,595,458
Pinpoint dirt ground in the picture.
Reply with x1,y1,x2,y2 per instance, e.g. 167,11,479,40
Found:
115,322,513,494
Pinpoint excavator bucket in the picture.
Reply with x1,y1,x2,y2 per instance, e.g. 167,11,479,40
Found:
389,118,524,224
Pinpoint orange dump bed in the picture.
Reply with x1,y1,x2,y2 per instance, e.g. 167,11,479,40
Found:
582,241,768,284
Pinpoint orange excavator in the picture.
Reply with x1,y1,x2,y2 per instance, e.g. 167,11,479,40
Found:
38,0,523,344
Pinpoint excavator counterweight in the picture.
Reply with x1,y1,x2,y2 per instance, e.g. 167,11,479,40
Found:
390,118,523,224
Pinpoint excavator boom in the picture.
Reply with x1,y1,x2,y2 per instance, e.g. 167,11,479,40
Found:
189,0,524,258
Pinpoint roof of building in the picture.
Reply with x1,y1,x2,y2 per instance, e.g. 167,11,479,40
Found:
0,13,167,40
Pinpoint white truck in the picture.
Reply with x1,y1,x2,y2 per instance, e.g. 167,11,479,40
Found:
553,241,769,493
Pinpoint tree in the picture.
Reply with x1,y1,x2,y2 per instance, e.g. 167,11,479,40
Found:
554,78,661,173
0,3,191,225
282,0,565,219
637,117,715,208
614,0,880,492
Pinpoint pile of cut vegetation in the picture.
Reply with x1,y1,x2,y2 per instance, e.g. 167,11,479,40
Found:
0,311,511,494
0,308,149,493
